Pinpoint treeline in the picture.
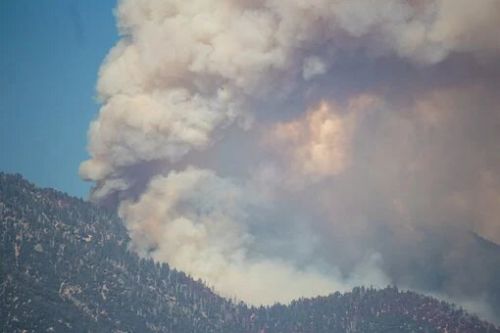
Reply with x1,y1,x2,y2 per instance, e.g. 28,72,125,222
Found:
1,173,498,333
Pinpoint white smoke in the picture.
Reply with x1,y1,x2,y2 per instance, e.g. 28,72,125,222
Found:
81,0,500,311
81,0,500,190
118,166,387,304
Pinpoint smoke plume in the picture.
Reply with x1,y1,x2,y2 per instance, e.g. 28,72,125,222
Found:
81,0,500,320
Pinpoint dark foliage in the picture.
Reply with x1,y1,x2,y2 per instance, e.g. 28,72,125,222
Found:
1,173,498,332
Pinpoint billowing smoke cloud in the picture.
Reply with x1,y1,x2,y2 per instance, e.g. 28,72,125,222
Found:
81,0,500,320
118,166,387,304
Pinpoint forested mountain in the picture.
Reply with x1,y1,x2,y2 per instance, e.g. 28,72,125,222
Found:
1,172,499,333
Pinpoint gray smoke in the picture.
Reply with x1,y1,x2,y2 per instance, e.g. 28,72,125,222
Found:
81,0,500,321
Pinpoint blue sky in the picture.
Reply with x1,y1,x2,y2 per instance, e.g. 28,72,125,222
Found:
0,0,117,198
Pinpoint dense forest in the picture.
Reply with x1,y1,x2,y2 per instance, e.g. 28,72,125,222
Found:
1,172,499,332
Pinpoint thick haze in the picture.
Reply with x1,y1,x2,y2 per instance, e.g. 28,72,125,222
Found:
81,0,500,320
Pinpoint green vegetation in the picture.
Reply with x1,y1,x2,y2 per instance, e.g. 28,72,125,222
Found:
1,173,498,332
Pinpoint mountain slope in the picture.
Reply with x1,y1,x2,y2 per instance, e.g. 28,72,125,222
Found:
0,173,243,332
1,173,498,332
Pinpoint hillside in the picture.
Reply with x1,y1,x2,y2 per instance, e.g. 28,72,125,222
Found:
1,172,499,333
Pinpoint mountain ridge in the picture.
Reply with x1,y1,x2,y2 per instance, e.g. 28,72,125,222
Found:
1,172,498,332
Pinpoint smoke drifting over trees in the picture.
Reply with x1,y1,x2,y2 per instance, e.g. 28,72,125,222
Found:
80,0,500,320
